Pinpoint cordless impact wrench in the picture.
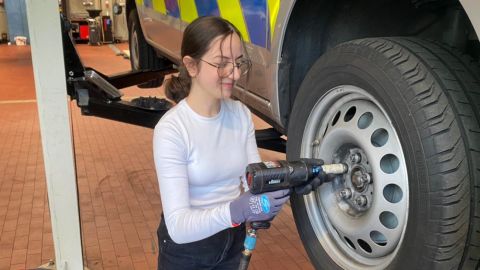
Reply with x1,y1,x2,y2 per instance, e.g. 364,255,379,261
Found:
238,159,348,270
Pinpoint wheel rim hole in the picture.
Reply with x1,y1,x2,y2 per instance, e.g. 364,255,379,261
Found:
371,128,389,147
344,237,356,250
370,231,387,246
383,184,403,203
332,111,341,126
380,154,399,174
380,211,398,229
357,239,372,253
344,106,356,122
357,112,373,129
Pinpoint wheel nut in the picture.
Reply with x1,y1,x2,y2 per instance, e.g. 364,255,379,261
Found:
339,188,352,199
360,174,370,184
355,195,367,207
350,153,361,163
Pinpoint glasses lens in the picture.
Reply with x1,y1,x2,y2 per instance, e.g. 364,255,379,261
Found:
217,62,232,78
216,60,251,78
239,60,251,76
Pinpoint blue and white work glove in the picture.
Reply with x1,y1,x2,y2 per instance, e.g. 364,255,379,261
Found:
229,190,290,226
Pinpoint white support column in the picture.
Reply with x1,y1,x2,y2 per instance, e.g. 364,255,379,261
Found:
25,1,84,270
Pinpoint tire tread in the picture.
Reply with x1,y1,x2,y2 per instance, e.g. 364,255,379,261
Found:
352,37,479,269
384,37,479,270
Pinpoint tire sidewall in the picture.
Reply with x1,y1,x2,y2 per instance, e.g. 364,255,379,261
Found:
127,9,166,88
128,10,141,71
287,43,429,269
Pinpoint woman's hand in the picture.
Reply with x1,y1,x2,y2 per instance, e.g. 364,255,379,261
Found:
229,189,290,225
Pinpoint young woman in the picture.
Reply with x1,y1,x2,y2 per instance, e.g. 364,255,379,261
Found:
153,16,290,270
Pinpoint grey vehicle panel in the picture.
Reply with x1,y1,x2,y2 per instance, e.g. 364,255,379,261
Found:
134,0,298,130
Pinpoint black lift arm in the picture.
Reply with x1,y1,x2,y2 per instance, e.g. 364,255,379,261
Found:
62,15,177,128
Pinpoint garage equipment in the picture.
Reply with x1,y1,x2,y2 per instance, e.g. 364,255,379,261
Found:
238,159,348,270
101,16,113,43
86,9,102,45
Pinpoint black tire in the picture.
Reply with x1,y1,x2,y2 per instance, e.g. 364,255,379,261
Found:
128,9,169,88
411,0,457,9
287,37,479,270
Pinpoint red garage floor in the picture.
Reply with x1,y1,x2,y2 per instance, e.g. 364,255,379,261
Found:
0,44,314,270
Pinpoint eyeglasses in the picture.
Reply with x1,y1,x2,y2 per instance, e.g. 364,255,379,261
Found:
199,58,252,78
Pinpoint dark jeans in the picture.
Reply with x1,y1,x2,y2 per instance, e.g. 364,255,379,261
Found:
157,214,246,270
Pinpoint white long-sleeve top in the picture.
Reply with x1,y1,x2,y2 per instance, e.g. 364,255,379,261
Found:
153,98,261,244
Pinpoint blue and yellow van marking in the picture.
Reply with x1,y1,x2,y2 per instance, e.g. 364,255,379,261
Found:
268,0,280,41
140,0,280,48
217,0,251,43
153,0,166,14
165,0,180,18
240,0,266,47
194,1,220,17
179,0,198,23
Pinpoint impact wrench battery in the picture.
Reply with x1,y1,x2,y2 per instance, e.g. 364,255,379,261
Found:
238,159,347,270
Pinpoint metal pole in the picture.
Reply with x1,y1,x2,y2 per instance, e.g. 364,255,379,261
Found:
25,1,84,269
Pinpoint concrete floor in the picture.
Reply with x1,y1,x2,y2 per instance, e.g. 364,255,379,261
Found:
0,43,315,270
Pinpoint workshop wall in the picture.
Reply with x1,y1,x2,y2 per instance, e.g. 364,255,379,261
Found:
68,0,90,19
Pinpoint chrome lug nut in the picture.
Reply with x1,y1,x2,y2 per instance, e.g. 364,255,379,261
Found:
339,188,352,199
355,195,367,207
352,172,369,190
360,174,370,184
350,153,361,163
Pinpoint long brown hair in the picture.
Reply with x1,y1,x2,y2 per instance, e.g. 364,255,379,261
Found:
164,16,247,103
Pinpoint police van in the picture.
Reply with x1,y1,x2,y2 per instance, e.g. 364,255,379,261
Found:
121,1,480,269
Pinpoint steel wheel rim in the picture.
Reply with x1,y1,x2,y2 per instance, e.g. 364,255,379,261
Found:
300,85,409,269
